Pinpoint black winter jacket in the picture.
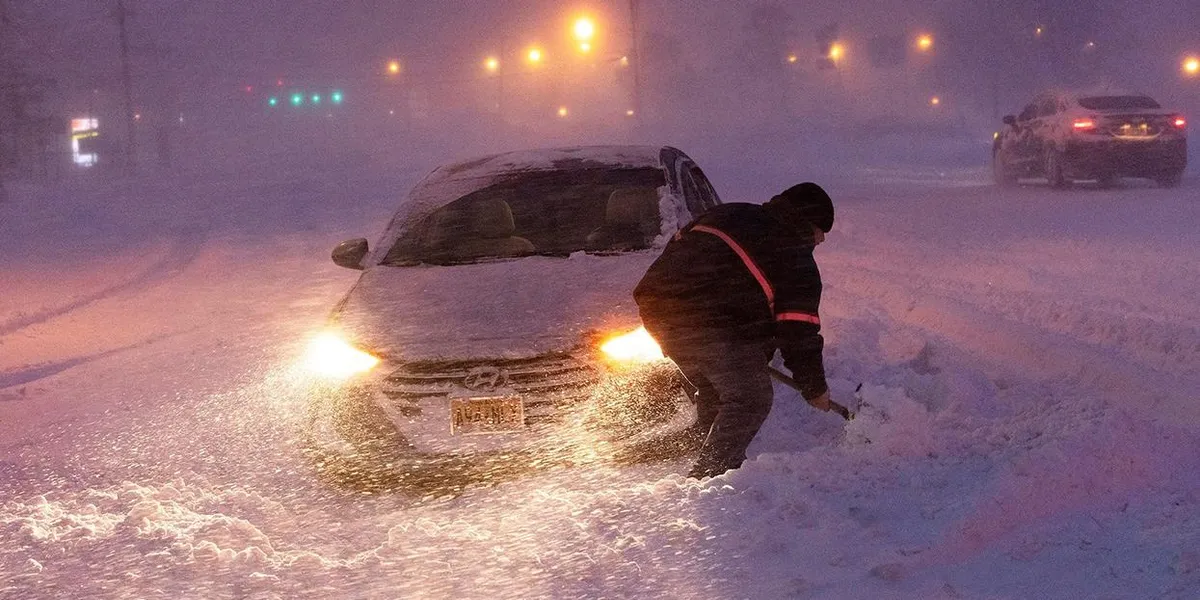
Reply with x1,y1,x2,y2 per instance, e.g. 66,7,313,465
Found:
634,202,828,399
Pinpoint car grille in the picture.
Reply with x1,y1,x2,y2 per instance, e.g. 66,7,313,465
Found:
380,354,600,424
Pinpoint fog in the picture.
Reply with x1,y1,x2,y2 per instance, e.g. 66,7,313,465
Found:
6,0,1199,189
2,3,1199,599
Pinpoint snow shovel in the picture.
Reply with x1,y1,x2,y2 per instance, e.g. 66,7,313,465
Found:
767,366,854,421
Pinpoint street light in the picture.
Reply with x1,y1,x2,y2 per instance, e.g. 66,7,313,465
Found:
1184,56,1199,77
573,16,596,53
573,17,596,43
484,56,500,72
527,47,544,64
387,60,401,75
916,34,934,52
557,106,569,118
828,42,845,63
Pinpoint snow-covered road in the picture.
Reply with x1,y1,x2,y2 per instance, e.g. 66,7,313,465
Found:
2,164,1198,599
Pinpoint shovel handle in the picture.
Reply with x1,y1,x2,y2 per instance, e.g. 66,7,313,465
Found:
767,366,854,420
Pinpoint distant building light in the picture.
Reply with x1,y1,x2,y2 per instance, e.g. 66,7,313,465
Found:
930,96,941,106
70,117,100,167
625,109,635,117
557,106,568,117
787,54,798,63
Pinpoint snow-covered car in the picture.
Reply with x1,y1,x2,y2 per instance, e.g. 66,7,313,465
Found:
301,145,723,487
992,91,1187,188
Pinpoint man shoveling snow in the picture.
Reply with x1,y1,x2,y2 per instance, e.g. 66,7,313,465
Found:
633,182,839,479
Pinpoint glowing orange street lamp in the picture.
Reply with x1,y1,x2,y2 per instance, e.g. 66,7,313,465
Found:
573,17,595,42
386,60,401,75
484,56,500,72
573,17,596,54
557,106,569,118
1184,56,1200,77
930,96,941,106
828,43,845,63
527,47,544,64
917,34,934,52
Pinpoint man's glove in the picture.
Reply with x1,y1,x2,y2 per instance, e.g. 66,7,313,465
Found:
805,389,832,412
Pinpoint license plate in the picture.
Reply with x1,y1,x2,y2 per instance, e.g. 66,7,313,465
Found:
450,395,525,435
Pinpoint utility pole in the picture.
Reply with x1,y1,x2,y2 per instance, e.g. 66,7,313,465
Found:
0,0,12,199
629,0,642,124
116,0,135,175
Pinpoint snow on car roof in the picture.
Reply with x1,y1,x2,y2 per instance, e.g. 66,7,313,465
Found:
425,145,666,185
365,145,671,266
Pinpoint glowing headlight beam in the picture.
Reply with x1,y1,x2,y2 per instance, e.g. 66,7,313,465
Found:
305,332,380,378
600,326,665,363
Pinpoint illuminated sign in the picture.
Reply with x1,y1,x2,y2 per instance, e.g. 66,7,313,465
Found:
70,117,100,167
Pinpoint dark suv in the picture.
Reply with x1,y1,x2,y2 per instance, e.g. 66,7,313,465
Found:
993,92,1187,188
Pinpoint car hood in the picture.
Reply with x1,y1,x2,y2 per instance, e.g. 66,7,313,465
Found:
333,252,660,362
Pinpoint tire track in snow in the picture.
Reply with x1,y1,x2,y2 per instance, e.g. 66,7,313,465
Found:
0,229,206,337
0,330,189,390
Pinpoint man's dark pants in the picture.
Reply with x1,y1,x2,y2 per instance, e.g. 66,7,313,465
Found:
654,327,775,479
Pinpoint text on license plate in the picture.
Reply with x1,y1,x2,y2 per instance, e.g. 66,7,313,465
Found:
450,395,525,435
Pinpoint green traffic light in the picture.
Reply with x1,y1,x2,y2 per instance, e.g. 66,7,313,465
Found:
268,97,278,106
331,90,343,104
290,93,303,106
311,94,321,104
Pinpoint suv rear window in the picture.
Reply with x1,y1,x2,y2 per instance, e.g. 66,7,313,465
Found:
1077,96,1160,110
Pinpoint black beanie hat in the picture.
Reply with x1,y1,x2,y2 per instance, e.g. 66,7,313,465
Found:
766,182,834,232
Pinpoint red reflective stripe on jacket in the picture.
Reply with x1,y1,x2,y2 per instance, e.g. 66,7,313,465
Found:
776,312,820,325
691,224,776,312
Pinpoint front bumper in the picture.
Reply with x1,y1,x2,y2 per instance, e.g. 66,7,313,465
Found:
1063,138,1186,178
311,353,687,464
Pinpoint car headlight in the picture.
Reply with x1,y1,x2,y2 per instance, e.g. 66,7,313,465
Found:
304,332,380,378
599,326,666,364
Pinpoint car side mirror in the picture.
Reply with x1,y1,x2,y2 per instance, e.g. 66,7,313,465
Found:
1002,115,1017,126
332,238,369,270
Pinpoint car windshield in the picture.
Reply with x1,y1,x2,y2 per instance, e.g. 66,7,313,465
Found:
381,167,666,266
1077,96,1160,110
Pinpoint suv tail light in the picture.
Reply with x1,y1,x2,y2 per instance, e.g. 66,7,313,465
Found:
1072,118,1097,131
1171,115,1186,129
